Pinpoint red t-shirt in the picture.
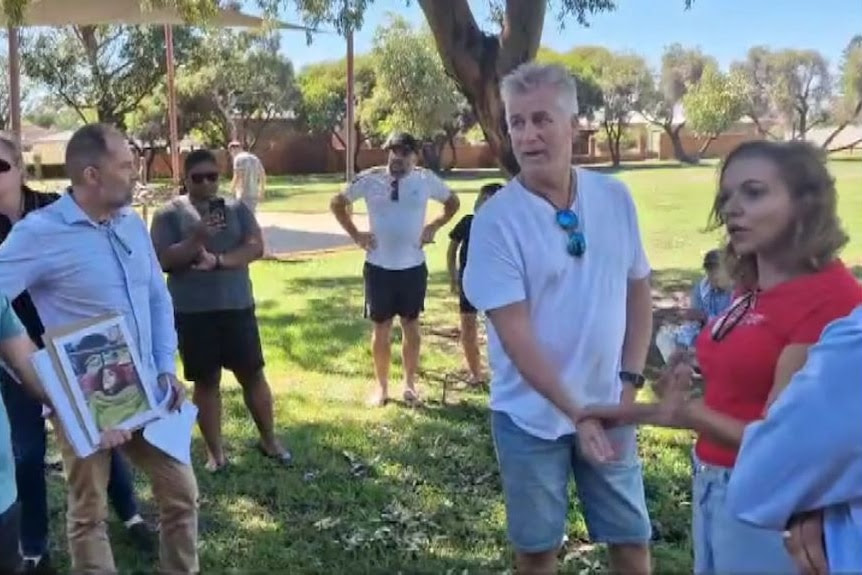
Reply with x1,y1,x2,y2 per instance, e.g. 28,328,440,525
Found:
694,260,862,467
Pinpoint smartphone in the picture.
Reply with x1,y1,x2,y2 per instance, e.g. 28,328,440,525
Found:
208,197,227,229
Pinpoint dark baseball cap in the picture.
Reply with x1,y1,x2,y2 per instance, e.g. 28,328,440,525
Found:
383,132,419,153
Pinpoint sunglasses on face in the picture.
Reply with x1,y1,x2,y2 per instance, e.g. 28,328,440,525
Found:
0,159,12,174
190,172,219,184
556,209,586,257
711,291,756,342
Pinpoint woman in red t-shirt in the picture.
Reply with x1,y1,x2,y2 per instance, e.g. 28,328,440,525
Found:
585,140,862,574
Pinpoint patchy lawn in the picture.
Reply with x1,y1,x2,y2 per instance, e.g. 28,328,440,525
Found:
38,158,861,572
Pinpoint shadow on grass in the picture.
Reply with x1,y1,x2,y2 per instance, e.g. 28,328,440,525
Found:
193,388,691,573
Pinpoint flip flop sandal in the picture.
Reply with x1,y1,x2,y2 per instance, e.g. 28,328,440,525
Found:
256,443,293,467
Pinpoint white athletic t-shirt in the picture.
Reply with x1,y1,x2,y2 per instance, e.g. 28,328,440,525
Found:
344,167,452,270
463,168,651,440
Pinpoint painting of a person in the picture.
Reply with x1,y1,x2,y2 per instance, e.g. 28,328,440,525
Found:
70,333,149,432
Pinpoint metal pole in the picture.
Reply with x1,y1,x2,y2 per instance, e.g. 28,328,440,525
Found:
8,27,22,140
164,24,181,187
345,27,355,181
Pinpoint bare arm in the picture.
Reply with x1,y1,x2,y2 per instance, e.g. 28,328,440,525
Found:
259,165,267,200
150,210,206,272
220,206,264,268
330,193,361,240
429,193,460,230
0,334,48,406
620,276,653,403
487,301,583,422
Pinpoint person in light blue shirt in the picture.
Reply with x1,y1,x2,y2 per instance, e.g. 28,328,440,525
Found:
727,305,862,574
0,292,52,573
0,124,199,574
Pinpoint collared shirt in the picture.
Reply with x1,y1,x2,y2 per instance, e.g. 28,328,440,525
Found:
690,277,732,321
0,190,177,402
727,305,862,572
343,167,452,270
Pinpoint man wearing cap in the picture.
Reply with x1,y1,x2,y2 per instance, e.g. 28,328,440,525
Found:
330,132,461,406
228,141,266,215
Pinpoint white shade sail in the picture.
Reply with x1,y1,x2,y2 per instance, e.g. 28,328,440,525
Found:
0,0,311,29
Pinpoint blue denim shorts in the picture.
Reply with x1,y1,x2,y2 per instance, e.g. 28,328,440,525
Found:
491,411,652,553
692,453,796,574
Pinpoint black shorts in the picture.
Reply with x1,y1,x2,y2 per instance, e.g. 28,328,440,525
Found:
174,307,265,382
363,262,428,323
458,270,477,314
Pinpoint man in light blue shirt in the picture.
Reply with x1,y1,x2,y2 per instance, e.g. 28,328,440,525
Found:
727,305,862,573
0,293,51,573
0,124,199,574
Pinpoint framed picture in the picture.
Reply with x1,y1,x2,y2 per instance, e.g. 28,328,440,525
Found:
44,314,161,444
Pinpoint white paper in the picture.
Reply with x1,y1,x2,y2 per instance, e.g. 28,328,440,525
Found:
142,400,198,465
31,350,98,459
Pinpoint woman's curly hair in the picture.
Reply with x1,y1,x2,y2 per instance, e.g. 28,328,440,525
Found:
709,140,848,290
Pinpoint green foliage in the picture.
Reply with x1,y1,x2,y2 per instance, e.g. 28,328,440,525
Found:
643,44,715,125
683,65,745,138
21,25,197,130
731,46,833,138
835,36,862,123
296,56,377,144
366,15,464,141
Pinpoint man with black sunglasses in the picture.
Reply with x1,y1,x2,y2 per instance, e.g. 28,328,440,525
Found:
330,132,460,407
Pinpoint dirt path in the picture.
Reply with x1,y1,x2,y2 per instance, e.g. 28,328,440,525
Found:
256,212,368,257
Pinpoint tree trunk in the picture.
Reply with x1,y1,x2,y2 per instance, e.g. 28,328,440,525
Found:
697,135,717,158
666,122,698,164
353,121,364,172
604,122,621,167
418,0,546,176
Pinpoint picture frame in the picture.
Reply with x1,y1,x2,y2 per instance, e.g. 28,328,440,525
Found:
43,313,162,445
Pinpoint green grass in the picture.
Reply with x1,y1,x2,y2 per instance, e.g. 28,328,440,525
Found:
40,159,862,573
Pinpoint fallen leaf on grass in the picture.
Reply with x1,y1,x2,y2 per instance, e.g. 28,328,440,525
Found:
313,517,341,531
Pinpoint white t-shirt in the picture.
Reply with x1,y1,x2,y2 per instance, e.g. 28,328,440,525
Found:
343,167,452,270
463,168,651,440
233,152,263,201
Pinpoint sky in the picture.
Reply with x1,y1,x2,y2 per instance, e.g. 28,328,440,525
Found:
255,0,862,72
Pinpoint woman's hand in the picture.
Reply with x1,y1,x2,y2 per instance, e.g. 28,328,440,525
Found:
653,356,696,427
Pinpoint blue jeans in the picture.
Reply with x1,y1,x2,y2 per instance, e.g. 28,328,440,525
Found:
491,411,652,552
692,453,797,574
1,373,140,556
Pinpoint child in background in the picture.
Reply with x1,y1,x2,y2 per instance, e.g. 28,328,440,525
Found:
656,249,733,363
447,182,502,386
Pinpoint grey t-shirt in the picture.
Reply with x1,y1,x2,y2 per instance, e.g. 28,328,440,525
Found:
150,196,256,314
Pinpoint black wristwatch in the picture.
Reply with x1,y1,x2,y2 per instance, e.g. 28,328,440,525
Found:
620,371,646,389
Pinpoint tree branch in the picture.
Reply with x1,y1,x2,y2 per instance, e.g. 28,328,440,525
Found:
821,98,862,150
498,0,545,74
417,0,484,88
827,136,862,153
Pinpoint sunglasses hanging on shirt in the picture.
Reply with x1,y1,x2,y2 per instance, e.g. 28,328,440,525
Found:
390,178,400,202
0,159,12,174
